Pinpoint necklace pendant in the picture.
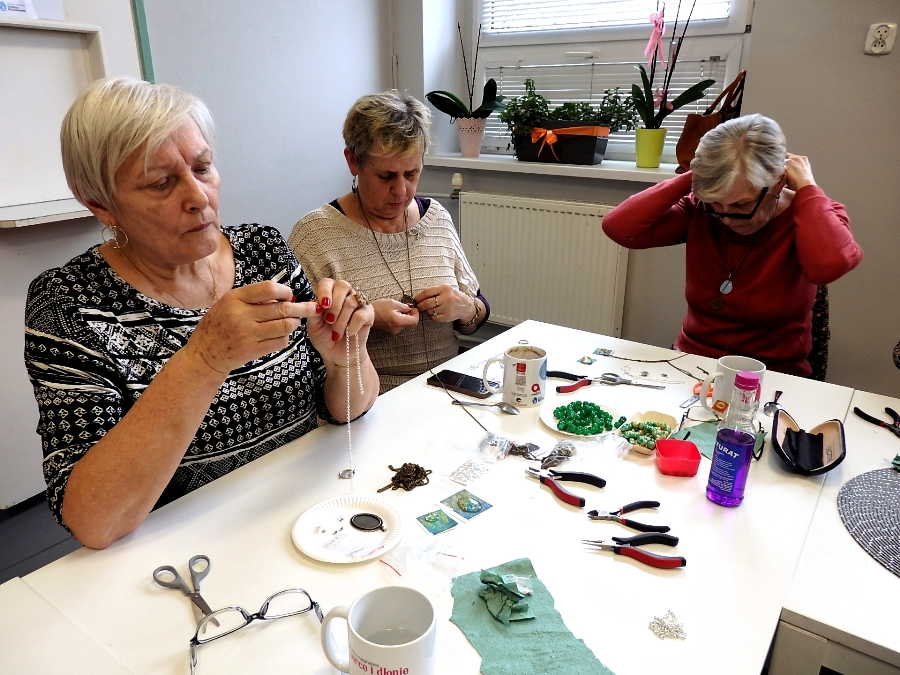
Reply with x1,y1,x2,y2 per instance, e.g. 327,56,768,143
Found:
711,297,724,311
719,279,734,295
401,294,416,306
339,469,355,480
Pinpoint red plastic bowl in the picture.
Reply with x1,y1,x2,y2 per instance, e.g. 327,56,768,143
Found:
655,439,701,477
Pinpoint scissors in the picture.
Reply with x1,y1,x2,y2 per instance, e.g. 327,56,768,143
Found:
548,370,665,393
153,555,220,628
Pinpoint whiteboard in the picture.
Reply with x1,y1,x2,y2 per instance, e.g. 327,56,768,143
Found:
0,18,105,214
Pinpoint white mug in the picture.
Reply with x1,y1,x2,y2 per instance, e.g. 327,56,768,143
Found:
700,355,766,414
483,345,547,408
321,586,436,675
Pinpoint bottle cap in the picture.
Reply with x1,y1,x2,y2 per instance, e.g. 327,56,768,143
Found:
734,371,759,390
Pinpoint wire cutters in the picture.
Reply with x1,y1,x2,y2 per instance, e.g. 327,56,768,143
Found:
525,467,606,507
853,407,900,440
582,532,686,569
586,500,670,533
547,370,665,393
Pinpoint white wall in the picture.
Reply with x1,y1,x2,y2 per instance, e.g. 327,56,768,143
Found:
142,0,391,237
0,0,142,508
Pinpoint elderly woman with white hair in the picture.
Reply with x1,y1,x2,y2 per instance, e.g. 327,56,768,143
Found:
290,91,489,393
24,77,378,549
603,114,862,377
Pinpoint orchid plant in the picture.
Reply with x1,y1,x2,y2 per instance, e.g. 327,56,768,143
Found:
631,1,715,130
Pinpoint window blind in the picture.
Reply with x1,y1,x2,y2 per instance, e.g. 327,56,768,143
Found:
482,0,732,34
483,57,726,155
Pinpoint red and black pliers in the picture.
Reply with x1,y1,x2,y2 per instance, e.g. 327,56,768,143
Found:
853,407,900,440
525,467,606,507
582,532,686,569
547,370,664,393
586,500,670,533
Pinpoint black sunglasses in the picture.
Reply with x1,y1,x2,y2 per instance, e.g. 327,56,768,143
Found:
701,187,768,220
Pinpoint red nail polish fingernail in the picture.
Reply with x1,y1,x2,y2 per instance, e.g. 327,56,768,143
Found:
315,304,323,314
290,295,296,303
325,313,336,323
322,297,331,308
332,331,340,342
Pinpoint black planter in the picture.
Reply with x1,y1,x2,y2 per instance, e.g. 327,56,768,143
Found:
512,119,609,165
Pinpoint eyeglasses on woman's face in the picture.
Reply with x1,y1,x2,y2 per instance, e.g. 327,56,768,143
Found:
701,186,769,220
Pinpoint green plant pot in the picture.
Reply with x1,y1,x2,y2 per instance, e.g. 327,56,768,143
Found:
635,128,668,168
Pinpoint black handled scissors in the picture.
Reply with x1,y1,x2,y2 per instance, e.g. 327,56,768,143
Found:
853,407,900,440
153,555,220,628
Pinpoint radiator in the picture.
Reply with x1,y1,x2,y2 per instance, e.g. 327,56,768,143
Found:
458,192,627,337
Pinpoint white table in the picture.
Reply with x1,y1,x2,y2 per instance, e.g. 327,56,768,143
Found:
17,321,856,675
770,389,900,675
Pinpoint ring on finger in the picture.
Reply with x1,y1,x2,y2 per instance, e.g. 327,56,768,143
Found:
434,297,440,308
353,285,368,306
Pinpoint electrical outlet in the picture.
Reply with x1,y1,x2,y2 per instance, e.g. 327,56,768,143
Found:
864,22,897,55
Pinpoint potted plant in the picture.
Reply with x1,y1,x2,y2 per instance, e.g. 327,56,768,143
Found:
631,3,715,167
499,81,638,165
426,24,505,158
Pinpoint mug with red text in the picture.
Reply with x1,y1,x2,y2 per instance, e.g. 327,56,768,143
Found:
321,586,435,675
482,345,548,408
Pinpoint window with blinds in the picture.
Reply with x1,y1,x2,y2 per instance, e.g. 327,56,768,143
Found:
482,0,732,34
473,0,748,160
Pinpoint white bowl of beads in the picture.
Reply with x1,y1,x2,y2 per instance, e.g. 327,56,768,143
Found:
618,411,678,455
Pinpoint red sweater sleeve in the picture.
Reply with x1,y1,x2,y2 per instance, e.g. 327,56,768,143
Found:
602,172,695,249
791,185,863,285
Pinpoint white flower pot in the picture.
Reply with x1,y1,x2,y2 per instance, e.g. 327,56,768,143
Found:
456,117,486,158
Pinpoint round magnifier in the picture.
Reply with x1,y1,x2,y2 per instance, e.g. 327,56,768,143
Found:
350,513,386,532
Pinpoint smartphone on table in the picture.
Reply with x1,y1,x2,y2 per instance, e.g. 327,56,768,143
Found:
426,369,498,399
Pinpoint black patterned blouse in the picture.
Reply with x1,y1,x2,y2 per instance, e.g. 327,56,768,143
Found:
24,224,325,527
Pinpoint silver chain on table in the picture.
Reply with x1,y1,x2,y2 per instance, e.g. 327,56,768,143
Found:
340,330,364,489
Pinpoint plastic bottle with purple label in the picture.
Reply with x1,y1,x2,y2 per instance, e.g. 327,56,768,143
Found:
706,371,759,507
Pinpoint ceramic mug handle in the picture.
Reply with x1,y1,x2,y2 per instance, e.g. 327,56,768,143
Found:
699,372,723,412
320,605,351,673
483,355,504,394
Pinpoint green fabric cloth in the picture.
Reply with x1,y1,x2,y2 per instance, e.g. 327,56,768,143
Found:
450,558,614,675
671,420,765,459
478,570,535,625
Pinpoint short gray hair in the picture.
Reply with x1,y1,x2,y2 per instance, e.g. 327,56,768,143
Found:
690,114,786,202
342,91,431,162
61,77,215,210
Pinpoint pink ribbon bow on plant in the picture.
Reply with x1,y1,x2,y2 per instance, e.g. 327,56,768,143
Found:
644,9,666,69
654,86,674,111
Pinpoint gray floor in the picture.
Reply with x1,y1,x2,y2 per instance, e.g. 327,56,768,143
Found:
0,494,81,585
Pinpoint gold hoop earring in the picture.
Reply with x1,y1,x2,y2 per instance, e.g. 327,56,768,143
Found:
101,223,129,249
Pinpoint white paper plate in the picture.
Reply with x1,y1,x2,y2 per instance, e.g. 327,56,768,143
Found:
540,400,622,438
291,494,402,564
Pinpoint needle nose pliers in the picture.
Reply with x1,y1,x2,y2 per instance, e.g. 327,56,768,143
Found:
586,500,670,533
853,407,900,440
525,467,606,507
582,532,686,569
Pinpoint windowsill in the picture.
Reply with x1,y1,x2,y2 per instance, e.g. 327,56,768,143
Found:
424,152,678,183
0,199,92,228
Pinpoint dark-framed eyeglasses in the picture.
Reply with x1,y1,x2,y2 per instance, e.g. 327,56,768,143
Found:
701,186,768,220
189,588,323,674
677,407,765,461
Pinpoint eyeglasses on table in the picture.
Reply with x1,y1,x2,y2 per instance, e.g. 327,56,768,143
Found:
678,406,766,461
189,588,323,675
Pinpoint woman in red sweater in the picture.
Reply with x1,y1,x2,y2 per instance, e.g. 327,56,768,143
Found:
603,114,862,377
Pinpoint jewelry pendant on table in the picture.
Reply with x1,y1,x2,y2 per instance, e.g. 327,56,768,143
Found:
711,297,724,311
719,279,734,295
401,294,415,305
339,469,355,479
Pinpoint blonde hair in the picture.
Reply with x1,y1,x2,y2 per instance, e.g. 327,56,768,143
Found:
690,114,786,202
342,91,431,162
61,77,215,209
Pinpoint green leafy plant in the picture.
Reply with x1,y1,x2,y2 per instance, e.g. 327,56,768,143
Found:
426,24,505,120
548,88,640,133
497,78,551,136
631,2,715,129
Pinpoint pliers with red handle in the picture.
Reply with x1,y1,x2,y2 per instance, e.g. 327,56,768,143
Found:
525,467,606,507
586,500,670,533
582,532,686,569
547,370,664,393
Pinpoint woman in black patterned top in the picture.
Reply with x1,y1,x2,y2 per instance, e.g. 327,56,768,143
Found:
24,78,378,549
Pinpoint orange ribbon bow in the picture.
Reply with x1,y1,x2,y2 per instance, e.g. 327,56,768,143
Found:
529,126,611,161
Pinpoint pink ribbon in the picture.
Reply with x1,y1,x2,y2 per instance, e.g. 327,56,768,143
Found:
654,86,674,111
644,9,666,69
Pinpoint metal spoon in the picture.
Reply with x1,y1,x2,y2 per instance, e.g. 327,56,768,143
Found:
763,390,784,417
452,400,520,415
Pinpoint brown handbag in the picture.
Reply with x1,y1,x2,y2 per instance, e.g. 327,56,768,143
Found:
674,70,746,174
